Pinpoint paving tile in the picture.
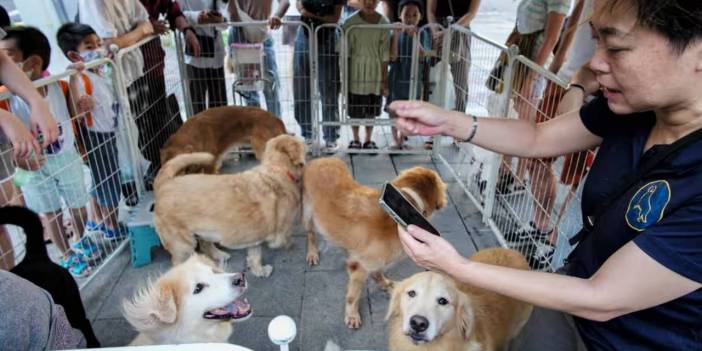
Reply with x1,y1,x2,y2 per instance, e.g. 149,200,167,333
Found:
300,270,384,351
351,154,397,184
82,247,130,321
92,317,137,347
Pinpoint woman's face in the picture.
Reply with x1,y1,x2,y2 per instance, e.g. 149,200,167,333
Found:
589,2,702,115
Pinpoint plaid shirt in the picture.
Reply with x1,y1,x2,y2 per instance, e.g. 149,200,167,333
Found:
140,0,185,29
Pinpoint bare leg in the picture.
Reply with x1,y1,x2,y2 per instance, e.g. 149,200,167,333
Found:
352,126,360,142
68,207,88,242
45,211,70,256
364,126,373,144
345,260,368,329
529,159,557,233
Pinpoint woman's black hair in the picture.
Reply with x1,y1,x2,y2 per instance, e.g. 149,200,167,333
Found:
599,0,702,53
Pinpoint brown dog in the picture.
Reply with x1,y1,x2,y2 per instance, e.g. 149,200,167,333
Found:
160,106,286,174
387,248,533,351
154,135,306,277
303,157,447,329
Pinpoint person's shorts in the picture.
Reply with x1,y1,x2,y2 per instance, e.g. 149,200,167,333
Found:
21,149,89,213
81,129,121,207
348,94,382,119
0,144,14,183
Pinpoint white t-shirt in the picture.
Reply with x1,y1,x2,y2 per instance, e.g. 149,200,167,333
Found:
9,82,76,156
77,0,149,86
557,0,595,81
517,0,573,35
180,0,227,69
80,71,120,133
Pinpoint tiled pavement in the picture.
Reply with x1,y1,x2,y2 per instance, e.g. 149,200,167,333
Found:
82,153,500,350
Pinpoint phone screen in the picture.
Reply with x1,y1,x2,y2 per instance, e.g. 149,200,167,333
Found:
380,183,441,236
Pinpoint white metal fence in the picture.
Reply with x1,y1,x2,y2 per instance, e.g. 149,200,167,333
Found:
0,58,140,288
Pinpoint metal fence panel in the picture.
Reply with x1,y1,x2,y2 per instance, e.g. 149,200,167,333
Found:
1,58,139,289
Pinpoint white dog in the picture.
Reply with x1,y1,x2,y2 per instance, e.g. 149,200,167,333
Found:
122,255,252,345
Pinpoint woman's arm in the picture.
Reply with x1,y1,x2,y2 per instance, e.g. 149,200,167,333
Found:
392,87,600,158
426,0,438,26
455,0,481,27
104,21,154,49
400,226,702,322
549,0,585,73
533,11,567,67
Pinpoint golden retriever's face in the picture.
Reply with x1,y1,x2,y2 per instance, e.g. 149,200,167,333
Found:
263,135,306,170
387,272,473,345
393,167,448,217
122,255,252,337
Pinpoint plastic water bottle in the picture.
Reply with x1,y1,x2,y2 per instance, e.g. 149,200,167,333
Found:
268,315,296,351
12,168,32,188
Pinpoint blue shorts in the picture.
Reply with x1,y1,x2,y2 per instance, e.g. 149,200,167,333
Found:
21,149,89,213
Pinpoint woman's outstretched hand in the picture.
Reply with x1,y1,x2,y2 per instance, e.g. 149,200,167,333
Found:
398,224,465,273
389,100,452,137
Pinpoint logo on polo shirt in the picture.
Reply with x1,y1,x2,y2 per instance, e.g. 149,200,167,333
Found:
626,180,671,232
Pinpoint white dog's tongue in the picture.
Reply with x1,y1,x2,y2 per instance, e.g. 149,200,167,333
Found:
205,298,251,320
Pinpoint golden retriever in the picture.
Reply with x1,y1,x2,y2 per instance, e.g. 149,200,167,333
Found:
386,248,533,351
154,135,306,277
160,105,286,174
122,254,251,345
303,157,447,329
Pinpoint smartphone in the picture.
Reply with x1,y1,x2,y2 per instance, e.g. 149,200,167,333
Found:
379,183,441,236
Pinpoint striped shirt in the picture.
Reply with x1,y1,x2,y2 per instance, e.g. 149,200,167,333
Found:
516,0,572,34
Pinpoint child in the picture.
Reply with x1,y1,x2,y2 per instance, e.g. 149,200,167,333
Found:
57,23,124,241
386,0,430,149
343,0,391,151
0,27,94,277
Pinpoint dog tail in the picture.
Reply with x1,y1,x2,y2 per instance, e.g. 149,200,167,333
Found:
0,206,48,260
155,152,216,190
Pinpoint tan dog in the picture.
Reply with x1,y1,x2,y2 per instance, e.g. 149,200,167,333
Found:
122,254,251,345
160,105,286,174
303,157,447,329
154,135,306,277
387,248,533,351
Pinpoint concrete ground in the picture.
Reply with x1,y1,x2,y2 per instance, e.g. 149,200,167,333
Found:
81,152,500,350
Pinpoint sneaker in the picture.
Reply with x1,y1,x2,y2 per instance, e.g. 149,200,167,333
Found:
496,171,525,194
324,141,339,153
528,241,555,270
348,140,362,150
59,252,91,277
103,224,128,242
72,236,100,261
85,220,101,233
507,222,552,244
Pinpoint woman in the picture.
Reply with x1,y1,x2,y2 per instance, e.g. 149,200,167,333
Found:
389,0,702,349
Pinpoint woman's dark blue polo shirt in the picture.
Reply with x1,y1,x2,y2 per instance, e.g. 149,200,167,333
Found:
568,96,702,350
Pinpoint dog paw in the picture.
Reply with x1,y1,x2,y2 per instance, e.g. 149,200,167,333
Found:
345,313,362,329
251,264,273,278
306,252,319,266
211,250,231,261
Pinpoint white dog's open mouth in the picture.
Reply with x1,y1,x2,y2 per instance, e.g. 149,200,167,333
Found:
203,298,252,321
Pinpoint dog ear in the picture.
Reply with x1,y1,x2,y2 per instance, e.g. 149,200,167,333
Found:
385,280,405,320
455,292,475,340
122,280,179,332
277,137,305,168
